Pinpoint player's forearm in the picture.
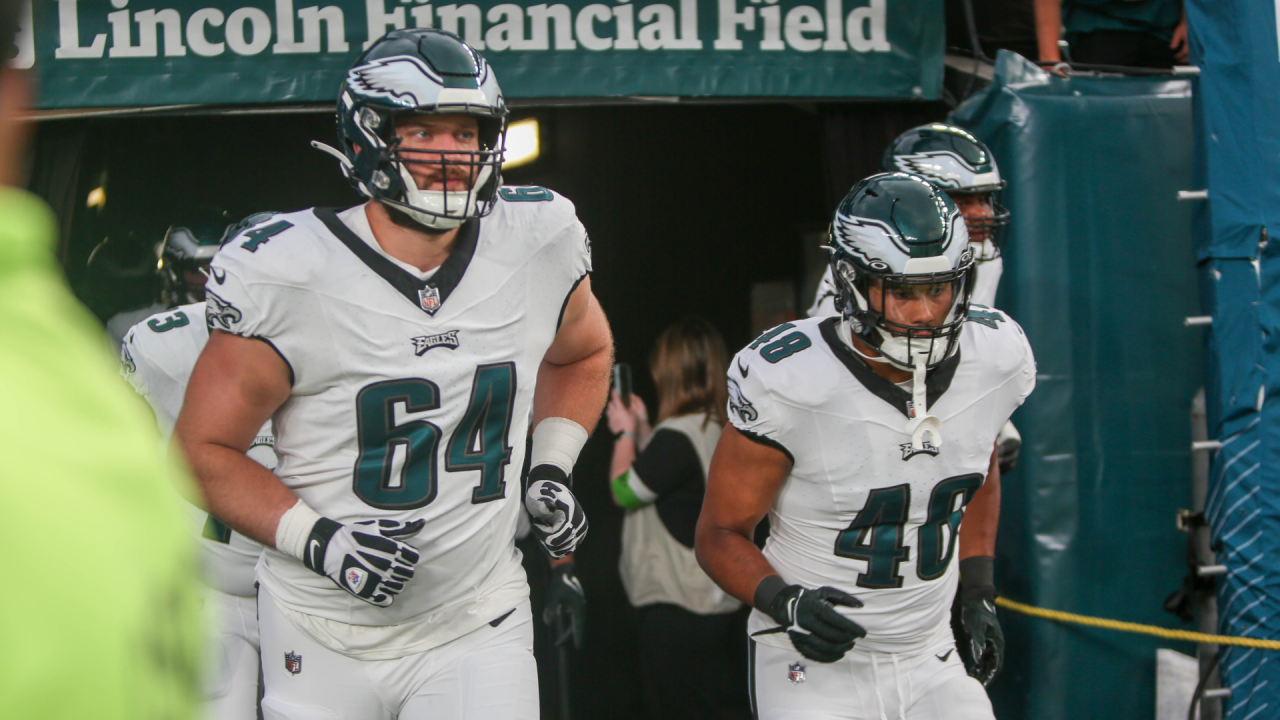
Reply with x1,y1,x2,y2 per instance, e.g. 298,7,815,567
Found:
1033,0,1062,63
695,523,779,608
959,451,1001,559
186,441,298,547
533,343,612,434
609,435,636,479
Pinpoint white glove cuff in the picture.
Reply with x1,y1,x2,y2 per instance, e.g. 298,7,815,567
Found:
530,417,589,476
275,498,323,561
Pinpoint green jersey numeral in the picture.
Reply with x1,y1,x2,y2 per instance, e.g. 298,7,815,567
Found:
499,186,553,202
835,484,911,589
834,474,985,588
147,310,189,333
240,220,293,253
353,367,517,510
445,364,515,504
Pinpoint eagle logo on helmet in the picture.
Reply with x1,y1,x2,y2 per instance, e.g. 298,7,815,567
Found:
893,150,1002,192
347,56,450,109
832,213,894,266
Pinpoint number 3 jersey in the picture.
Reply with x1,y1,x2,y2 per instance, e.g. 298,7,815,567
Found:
205,191,591,654
728,312,1035,654
120,301,274,598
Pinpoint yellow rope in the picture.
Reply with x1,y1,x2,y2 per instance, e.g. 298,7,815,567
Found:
995,597,1280,650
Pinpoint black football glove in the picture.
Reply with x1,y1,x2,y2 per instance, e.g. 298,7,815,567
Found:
543,561,586,649
302,518,424,607
753,576,866,663
525,464,588,559
958,556,1004,686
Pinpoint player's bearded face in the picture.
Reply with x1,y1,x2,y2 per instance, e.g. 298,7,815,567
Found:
949,191,995,244
870,278,955,334
393,114,482,193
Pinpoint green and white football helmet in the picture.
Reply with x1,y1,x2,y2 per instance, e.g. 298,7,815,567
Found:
315,29,507,231
829,173,976,450
828,173,975,372
883,124,1009,258
157,208,232,304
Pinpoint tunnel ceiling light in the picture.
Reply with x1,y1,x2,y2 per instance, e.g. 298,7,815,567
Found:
503,118,540,170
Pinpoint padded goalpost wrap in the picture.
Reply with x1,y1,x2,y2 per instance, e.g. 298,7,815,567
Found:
950,52,1198,720
1186,2,1280,718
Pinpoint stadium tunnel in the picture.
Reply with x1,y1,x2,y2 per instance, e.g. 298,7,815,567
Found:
28,96,945,719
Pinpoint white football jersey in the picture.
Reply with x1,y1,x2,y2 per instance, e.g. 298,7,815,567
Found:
120,302,274,597
807,256,1004,317
205,192,591,637
727,312,1035,654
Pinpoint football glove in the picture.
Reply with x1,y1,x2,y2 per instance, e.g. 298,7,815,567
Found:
543,561,586,649
958,556,1004,686
302,518,424,607
525,464,588,559
754,577,866,663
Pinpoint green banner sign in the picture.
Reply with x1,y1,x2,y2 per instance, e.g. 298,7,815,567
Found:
14,0,942,108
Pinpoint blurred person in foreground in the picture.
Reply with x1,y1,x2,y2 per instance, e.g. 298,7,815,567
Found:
607,318,751,720
0,7,201,718
121,212,281,720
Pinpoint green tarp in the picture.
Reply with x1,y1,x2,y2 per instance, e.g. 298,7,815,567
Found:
950,52,1200,720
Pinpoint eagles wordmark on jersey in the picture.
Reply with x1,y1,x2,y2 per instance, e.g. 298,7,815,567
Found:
728,311,1034,654
206,189,591,653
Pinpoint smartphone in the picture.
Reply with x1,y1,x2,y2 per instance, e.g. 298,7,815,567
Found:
613,363,633,407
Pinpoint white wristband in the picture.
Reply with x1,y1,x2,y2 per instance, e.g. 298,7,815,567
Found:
275,498,323,561
530,417,590,476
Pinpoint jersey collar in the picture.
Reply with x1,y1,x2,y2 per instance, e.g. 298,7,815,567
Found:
817,316,961,419
314,206,479,316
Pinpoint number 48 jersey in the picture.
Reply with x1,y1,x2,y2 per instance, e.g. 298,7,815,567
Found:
206,189,591,651
728,312,1035,654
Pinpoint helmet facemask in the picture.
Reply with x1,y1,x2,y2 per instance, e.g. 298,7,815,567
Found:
345,100,506,232
949,187,1010,261
833,249,975,373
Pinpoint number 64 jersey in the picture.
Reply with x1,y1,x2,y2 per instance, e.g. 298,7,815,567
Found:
728,312,1035,655
205,190,590,657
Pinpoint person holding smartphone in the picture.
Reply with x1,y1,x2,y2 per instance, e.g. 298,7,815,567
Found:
605,318,750,720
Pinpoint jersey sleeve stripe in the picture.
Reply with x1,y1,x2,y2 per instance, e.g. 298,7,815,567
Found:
555,272,590,332
248,334,296,387
737,427,794,465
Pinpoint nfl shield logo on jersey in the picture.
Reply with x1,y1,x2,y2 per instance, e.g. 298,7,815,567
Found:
418,286,442,314
285,652,302,675
788,662,806,685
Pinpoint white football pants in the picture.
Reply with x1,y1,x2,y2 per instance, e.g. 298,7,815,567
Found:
258,596,539,720
201,588,261,720
750,637,994,720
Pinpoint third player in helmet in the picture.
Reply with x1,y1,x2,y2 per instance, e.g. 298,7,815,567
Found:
807,124,1010,318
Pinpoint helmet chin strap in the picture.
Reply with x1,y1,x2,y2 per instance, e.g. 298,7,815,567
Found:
395,161,496,231
843,319,944,450
904,350,943,450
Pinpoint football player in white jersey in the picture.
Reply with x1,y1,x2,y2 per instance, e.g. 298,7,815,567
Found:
809,125,1023,477
121,295,275,720
173,29,611,720
697,174,1036,720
